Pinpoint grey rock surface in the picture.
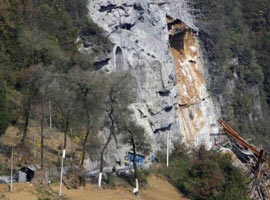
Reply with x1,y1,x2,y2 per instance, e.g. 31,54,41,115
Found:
82,0,218,169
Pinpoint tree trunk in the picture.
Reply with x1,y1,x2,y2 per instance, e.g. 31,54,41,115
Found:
100,105,114,174
21,98,32,145
70,128,74,166
99,132,113,188
113,133,119,149
80,128,90,167
40,101,45,169
131,136,139,195
63,120,69,150
98,102,115,188
80,106,91,167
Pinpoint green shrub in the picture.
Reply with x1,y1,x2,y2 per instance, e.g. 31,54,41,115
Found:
0,0,112,135
104,174,116,189
162,144,250,200
138,169,150,187
194,0,270,150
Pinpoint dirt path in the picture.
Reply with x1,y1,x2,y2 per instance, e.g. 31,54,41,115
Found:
0,176,189,200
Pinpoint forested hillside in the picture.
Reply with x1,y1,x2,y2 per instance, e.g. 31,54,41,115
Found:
194,0,270,150
2,0,270,151
0,0,150,187
0,0,111,136
0,0,265,199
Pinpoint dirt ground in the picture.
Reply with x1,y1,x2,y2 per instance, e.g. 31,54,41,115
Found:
53,175,189,200
0,176,189,200
0,183,36,200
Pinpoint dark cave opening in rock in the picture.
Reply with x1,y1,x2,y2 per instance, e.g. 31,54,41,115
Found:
94,58,110,70
99,4,117,12
158,90,170,96
114,46,125,71
167,18,182,30
164,106,173,112
120,23,135,30
133,3,144,11
167,16,186,51
169,30,185,51
153,124,172,134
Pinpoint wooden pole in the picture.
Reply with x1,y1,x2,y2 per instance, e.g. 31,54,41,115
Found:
49,101,52,129
218,118,269,162
34,123,36,158
10,148,13,192
70,129,73,164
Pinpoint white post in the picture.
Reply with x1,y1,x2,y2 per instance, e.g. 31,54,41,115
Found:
49,101,52,129
59,149,65,196
10,148,13,192
133,178,139,195
166,132,169,167
98,172,102,189
136,178,139,192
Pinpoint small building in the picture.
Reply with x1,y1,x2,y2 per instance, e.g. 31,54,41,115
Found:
16,165,39,182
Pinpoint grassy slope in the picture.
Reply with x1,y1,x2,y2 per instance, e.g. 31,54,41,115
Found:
0,123,75,172
0,176,189,200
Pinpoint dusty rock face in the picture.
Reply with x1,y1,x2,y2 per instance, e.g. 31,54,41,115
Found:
167,18,220,147
82,0,220,167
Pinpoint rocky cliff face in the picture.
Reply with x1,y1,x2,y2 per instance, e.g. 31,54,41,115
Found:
167,17,220,147
82,0,220,165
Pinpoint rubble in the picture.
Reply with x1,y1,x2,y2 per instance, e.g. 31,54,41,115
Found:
63,168,86,189
217,118,270,200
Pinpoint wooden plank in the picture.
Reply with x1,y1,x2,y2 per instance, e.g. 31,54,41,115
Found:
218,118,270,162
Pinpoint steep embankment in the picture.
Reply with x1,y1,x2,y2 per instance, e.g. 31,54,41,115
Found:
0,176,189,200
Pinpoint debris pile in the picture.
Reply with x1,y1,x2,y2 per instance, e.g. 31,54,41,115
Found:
63,168,86,189
32,170,48,186
217,118,270,200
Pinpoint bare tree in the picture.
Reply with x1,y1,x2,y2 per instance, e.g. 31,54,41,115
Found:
50,74,77,151
32,65,54,169
73,69,105,167
121,120,152,195
98,72,136,188
20,68,39,145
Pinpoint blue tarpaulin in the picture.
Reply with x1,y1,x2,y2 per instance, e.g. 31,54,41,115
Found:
127,152,145,167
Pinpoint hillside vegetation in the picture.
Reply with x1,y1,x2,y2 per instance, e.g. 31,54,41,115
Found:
157,144,249,200
0,0,111,135
193,0,270,150
0,0,263,199
0,175,189,200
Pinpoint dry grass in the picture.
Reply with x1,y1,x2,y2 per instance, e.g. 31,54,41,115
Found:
52,175,189,200
0,125,189,200
0,122,77,170
0,183,37,200
0,175,189,200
